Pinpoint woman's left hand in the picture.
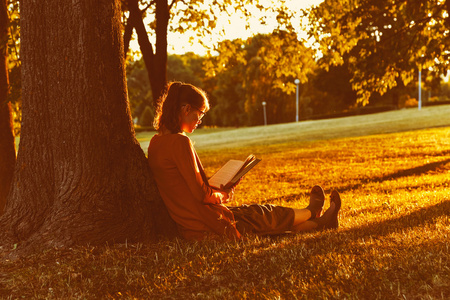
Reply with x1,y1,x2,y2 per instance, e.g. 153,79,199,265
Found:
219,185,234,203
226,188,234,203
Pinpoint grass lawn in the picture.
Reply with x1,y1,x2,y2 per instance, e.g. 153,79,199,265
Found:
138,104,450,153
3,105,450,299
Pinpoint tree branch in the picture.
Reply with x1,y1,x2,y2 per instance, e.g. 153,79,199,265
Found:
168,0,178,11
128,0,155,60
142,0,156,13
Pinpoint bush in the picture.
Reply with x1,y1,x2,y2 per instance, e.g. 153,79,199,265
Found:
398,94,418,108
139,106,154,127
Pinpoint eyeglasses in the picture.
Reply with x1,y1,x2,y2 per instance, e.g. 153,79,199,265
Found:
192,106,206,120
182,104,206,120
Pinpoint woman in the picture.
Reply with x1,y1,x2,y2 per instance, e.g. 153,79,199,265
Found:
148,81,341,240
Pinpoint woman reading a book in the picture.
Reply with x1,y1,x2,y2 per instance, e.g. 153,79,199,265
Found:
148,81,342,240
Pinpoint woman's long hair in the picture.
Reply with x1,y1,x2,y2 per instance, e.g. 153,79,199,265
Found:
153,82,209,133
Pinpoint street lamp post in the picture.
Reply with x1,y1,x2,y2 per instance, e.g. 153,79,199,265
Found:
294,79,300,122
262,101,267,126
418,68,422,110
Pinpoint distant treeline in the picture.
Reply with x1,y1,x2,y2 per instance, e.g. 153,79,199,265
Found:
128,32,450,128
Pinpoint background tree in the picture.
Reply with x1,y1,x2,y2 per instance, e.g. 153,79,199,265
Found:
440,81,450,101
204,38,248,126
3,1,21,135
139,105,154,127
205,30,316,126
123,0,169,107
121,0,291,107
126,58,153,121
311,62,357,113
167,53,204,87
305,0,450,104
244,31,316,124
0,0,175,256
0,0,14,215
126,52,205,124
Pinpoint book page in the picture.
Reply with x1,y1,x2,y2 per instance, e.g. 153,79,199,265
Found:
208,160,244,189
230,158,261,185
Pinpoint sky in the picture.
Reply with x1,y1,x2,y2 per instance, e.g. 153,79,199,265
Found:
130,0,324,56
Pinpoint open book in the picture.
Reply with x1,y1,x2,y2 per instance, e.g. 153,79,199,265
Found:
208,154,261,190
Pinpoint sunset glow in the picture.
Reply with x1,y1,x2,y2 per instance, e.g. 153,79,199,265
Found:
129,0,324,56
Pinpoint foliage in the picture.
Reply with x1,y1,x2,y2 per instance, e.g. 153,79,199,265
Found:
126,53,206,121
2,119,450,298
305,0,450,104
6,0,20,135
203,38,248,127
438,80,450,102
310,62,358,113
139,106,154,127
167,52,205,87
127,0,294,54
122,0,287,105
204,30,317,126
6,0,18,68
126,58,152,119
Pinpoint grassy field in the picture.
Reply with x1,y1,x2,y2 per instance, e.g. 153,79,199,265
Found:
138,104,450,152
2,106,450,299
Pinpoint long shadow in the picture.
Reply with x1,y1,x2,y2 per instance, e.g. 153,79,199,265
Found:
338,157,450,193
257,157,450,206
147,201,450,299
264,202,450,298
276,199,450,245
344,199,450,238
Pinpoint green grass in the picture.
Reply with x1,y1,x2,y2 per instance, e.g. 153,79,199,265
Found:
3,106,450,299
138,104,450,153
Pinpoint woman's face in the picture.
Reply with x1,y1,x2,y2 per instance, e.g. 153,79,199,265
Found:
180,104,206,133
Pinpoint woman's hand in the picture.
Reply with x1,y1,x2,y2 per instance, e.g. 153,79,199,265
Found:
219,185,235,204
207,185,236,205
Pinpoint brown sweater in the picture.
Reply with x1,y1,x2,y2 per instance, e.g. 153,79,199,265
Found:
148,133,241,240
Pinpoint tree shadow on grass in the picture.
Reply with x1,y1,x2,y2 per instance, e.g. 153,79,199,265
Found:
177,196,450,297
264,201,449,297
245,151,450,204
257,158,450,206
347,198,448,238
275,199,450,245
148,201,450,299
205,200,450,299
337,158,450,193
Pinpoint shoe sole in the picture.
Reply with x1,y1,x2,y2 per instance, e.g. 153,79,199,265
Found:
327,190,341,229
309,185,325,219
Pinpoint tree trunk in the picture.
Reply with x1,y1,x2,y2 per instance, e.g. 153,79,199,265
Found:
153,0,169,101
0,0,176,255
128,0,168,106
0,102,15,216
0,0,15,215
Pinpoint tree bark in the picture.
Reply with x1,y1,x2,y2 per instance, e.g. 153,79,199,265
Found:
0,101,14,216
0,0,176,256
0,0,15,215
128,0,168,106
154,0,169,101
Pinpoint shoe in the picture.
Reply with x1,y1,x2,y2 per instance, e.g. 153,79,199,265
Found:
326,190,341,229
307,185,325,220
312,190,341,230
